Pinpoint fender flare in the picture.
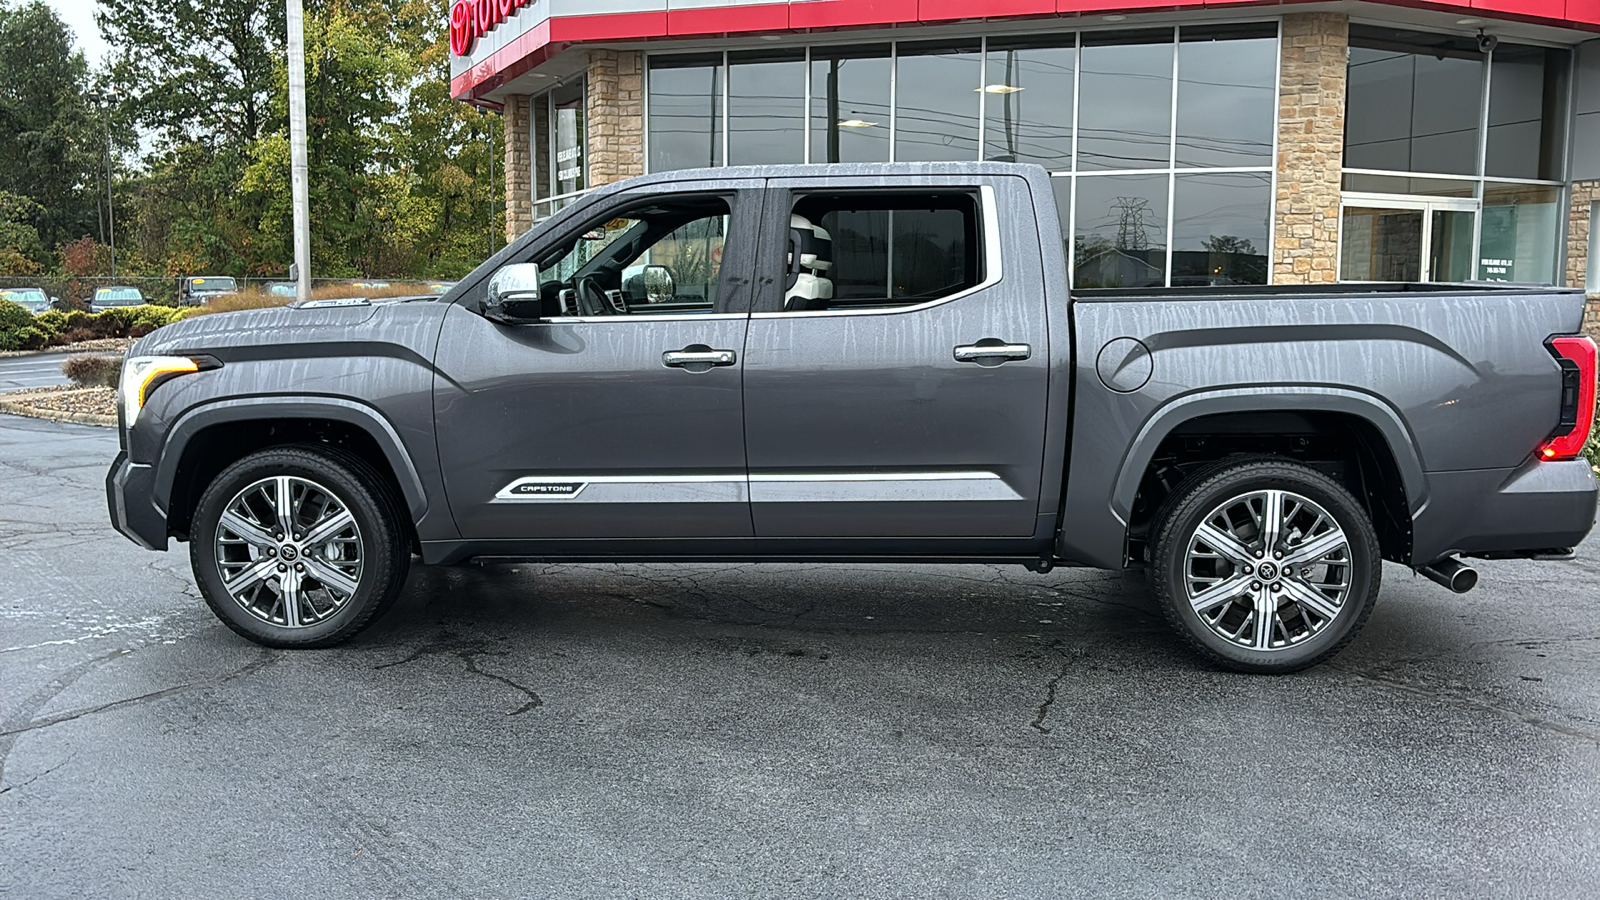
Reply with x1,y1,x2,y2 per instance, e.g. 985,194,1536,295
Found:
153,395,429,521
1111,386,1429,523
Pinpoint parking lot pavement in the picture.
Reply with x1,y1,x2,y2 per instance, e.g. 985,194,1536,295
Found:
2,414,1598,898
0,352,73,391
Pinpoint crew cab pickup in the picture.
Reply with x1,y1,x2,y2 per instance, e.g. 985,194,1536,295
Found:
106,163,1598,672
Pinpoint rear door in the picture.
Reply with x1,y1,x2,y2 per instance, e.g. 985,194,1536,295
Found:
432,179,763,546
741,175,1052,544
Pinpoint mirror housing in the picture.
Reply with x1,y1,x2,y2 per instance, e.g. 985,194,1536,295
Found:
485,263,545,322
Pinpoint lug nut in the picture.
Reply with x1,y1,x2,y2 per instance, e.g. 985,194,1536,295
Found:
277,564,287,573
1255,550,1264,559
1243,564,1254,574
292,533,302,542
1251,581,1262,591
267,548,276,556
1274,551,1283,559
295,563,304,572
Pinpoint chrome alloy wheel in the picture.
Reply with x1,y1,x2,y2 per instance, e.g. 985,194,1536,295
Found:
214,475,364,628
1183,489,1352,652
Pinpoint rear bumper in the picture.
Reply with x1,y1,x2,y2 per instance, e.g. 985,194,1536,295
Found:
106,450,167,551
1413,460,1598,563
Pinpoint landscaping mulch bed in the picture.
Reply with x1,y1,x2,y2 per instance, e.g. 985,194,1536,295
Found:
0,385,118,427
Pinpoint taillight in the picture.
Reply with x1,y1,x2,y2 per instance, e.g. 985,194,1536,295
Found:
1539,335,1597,461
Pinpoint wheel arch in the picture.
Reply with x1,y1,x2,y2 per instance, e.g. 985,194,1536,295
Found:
1114,388,1425,565
157,397,428,546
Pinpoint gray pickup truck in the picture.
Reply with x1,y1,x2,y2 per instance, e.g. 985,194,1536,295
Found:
106,163,1598,672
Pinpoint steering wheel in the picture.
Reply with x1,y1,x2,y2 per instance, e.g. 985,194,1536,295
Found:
574,276,609,317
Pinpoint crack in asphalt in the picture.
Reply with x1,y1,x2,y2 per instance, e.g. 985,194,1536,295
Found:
376,641,544,716
0,752,75,796
1031,641,1072,735
0,651,277,745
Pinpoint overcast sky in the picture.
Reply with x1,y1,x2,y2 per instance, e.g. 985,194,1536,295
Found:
47,1,109,63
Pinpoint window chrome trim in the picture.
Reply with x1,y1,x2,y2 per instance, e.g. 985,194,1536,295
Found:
751,184,1003,319
534,312,748,324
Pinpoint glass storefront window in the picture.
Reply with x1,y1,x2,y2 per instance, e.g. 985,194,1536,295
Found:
983,37,1075,171
648,54,723,172
1074,174,1168,288
810,45,891,164
1077,30,1173,171
893,41,982,162
1175,25,1276,168
1479,183,1560,284
550,80,585,197
1171,172,1271,286
1346,30,1482,176
1486,45,1568,181
728,50,805,166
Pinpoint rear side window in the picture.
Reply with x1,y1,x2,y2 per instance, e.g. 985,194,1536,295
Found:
785,191,983,312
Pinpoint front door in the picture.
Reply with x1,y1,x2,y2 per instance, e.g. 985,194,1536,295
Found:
433,181,762,546
1340,193,1478,282
740,176,1052,544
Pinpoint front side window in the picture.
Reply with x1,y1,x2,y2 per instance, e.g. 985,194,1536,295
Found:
533,195,733,316
782,191,984,312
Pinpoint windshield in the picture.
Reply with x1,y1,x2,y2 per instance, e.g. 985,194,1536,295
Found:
1,288,48,311
95,288,143,306
190,278,237,293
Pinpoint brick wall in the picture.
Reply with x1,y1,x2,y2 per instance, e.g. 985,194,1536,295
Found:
1273,13,1347,284
586,49,645,187
503,95,534,240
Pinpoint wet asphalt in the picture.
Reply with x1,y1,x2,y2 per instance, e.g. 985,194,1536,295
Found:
0,352,74,391
2,414,1599,898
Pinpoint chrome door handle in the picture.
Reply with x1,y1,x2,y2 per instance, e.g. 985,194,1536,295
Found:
954,342,1032,363
663,349,737,368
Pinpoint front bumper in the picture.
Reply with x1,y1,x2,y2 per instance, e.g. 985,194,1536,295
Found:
1413,459,1599,563
106,450,167,551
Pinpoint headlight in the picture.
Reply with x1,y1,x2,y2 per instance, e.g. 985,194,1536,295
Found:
120,355,215,427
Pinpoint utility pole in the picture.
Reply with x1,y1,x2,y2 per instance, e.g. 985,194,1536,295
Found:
86,90,117,277
287,0,312,301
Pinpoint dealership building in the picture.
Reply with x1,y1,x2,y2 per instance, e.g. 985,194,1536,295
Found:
449,0,1600,317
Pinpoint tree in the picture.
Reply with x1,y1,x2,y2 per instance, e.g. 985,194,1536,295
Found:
0,191,46,274
0,2,97,252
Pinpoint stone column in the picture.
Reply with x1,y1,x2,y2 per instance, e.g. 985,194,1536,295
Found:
1565,180,1600,337
1273,13,1348,284
587,49,645,187
503,94,534,240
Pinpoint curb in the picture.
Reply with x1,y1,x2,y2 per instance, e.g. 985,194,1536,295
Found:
0,390,118,428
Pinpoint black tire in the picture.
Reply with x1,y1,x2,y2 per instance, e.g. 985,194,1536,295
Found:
190,445,411,648
1150,458,1381,674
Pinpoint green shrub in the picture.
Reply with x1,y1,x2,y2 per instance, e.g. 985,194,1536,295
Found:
35,309,68,338
0,300,37,350
61,354,122,389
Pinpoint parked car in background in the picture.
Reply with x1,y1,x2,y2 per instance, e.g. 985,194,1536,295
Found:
180,277,239,306
0,287,54,313
425,281,457,294
89,287,145,312
266,282,298,298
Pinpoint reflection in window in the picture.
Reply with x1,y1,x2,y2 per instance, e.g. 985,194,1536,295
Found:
1479,183,1560,284
1340,208,1423,282
1487,45,1568,181
1345,30,1482,175
791,193,982,309
893,41,982,162
983,37,1074,171
729,50,805,165
1176,26,1276,168
1074,174,1168,288
1172,173,1270,285
1077,31,1173,171
810,46,891,163
648,54,723,172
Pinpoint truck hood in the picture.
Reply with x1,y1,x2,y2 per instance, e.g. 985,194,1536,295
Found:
132,299,441,358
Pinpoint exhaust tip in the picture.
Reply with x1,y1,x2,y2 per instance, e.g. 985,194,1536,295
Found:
1420,556,1478,594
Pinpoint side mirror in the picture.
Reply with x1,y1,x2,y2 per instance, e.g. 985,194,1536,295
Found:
486,262,545,322
641,265,675,303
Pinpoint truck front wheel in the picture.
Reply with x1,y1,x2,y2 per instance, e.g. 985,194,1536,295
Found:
189,446,411,648
1150,459,1381,673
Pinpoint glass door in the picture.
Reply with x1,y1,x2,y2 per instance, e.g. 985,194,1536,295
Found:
1340,193,1479,282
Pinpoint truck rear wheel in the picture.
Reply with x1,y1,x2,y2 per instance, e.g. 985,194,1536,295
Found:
189,446,410,648
1150,459,1381,673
